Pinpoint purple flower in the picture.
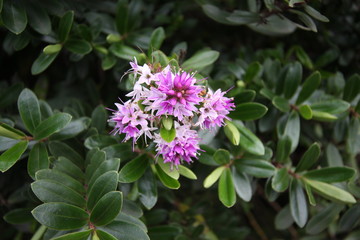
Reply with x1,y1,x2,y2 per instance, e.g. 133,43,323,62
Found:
196,89,235,129
145,70,202,121
108,101,155,146
154,122,201,168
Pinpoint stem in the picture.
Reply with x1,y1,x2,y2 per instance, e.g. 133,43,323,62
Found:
31,225,47,240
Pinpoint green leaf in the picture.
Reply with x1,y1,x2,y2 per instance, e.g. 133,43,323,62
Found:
272,96,290,112
305,203,343,235
178,165,197,180
31,179,86,207
109,43,140,61
17,88,41,133
0,122,25,140
289,179,308,228
28,142,48,179
203,166,226,188
275,205,294,230
235,159,275,178
148,27,165,54
272,168,290,192
138,168,158,209
87,158,120,189
31,52,59,75
49,141,83,168
232,167,252,202
224,121,240,146
157,157,179,180
311,99,350,115
233,90,256,104
226,10,260,24
213,149,231,165
43,44,62,54
326,143,343,167
102,54,116,71
1,0,27,34
65,39,93,55
118,154,148,183
26,3,51,35
3,208,34,224
304,179,356,204
152,50,169,66
33,113,72,140
338,203,360,232
160,126,176,143
91,191,123,226
275,136,292,163
154,164,180,189
0,140,28,172
32,203,88,230
291,10,317,32
96,230,117,240
50,117,91,141
243,62,262,83
343,74,360,102
148,226,182,240
312,111,337,121
218,168,236,207
284,62,302,99
248,15,296,36
91,105,108,132
295,142,321,172
294,46,313,69
304,182,316,206
229,102,268,121
182,50,219,71
298,105,312,120
53,157,85,182
36,169,85,195
304,5,329,22
296,71,321,105
161,116,173,131
97,218,149,240
201,4,234,25
85,149,106,179
58,11,74,42
115,0,128,34
85,135,117,149
346,118,360,155
279,111,300,152
0,82,23,109
304,167,355,183
87,171,119,211
235,124,265,155
51,230,92,240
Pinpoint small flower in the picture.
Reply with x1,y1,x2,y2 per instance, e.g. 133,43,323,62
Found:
108,101,154,146
154,122,201,168
196,89,235,129
146,70,202,121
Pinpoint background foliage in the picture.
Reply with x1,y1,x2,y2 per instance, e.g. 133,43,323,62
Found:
1,0,360,239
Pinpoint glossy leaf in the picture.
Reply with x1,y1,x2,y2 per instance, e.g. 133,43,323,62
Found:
91,105,108,132
243,62,262,83
298,105,312,120
109,43,139,60
31,52,59,75
218,168,236,207
224,121,240,146
178,165,197,180
203,166,226,188
213,149,231,165
33,113,72,139
343,74,360,102
43,44,62,54
97,218,149,240
304,167,355,183
84,135,117,149
284,62,302,99
272,168,290,192
32,203,88,230
65,39,92,55
58,11,74,42
275,136,292,163
17,88,41,133
50,117,91,141
338,203,360,232
304,179,356,204
154,164,180,189
90,191,123,226
51,230,92,240
118,154,148,183
49,141,83,168
235,159,275,178
26,3,51,35
182,50,219,71
275,205,294,230
138,168,158,209
0,122,25,140
157,157,179,180
160,127,176,143
272,96,290,112
304,5,329,22
1,0,27,34
295,142,321,172
229,102,268,121
296,71,321,105
87,158,120,189
0,140,28,172
96,230,117,240
87,171,119,210
236,124,265,155
232,167,252,202
226,10,260,25
28,142,48,179
3,208,34,224
53,157,85,182
149,27,165,53
289,179,308,228
311,99,350,115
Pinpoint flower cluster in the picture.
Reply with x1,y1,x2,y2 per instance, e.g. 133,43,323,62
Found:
109,59,235,168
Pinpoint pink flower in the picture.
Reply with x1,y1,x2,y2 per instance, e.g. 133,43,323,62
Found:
154,122,201,168
145,71,202,121
196,89,235,129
